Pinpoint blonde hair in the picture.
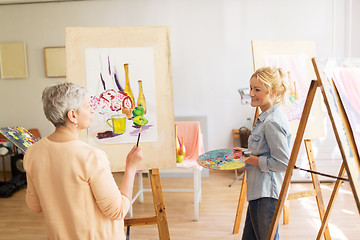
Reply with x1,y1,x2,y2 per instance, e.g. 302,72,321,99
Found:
251,66,287,103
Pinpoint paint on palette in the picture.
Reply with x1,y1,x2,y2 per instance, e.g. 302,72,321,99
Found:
197,149,246,170
0,127,38,153
85,47,158,145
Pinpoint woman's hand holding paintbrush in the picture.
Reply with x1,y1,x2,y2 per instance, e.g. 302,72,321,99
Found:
120,127,143,202
125,127,143,170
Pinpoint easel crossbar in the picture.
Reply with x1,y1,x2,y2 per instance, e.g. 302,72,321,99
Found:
125,216,158,226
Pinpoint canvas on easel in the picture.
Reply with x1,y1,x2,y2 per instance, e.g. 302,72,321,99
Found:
317,58,360,167
265,58,360,240
65,27,174,239
233,41,331,237
65,27,176,172
251,40,325,140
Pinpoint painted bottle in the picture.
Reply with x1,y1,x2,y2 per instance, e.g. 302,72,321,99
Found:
137,80,147,114
123,63,135,109
180,137,186,158
294,82,299,100
175,125,181,155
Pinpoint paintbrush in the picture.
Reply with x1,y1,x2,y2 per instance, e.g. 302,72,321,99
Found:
136,126,142,147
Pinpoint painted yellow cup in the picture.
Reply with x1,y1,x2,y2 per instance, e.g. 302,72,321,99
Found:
106,115,126,135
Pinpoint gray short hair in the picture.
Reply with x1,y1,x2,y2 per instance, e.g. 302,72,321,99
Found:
42,82,87,127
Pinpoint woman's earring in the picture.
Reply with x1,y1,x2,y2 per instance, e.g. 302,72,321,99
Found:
74,121,78,127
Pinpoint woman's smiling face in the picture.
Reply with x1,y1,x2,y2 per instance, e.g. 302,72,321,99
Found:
249,76,273,112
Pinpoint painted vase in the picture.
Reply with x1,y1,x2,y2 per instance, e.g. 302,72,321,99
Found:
175,125,181,155
137,80,147,114
178,137,186,159
123,63,135,109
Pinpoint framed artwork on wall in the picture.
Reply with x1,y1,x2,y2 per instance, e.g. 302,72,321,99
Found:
44,46,66,78
0,42,28,79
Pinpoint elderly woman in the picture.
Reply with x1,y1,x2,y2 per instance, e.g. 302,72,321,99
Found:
24,82,142,240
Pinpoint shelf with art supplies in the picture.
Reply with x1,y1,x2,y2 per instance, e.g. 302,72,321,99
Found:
0,127,40,198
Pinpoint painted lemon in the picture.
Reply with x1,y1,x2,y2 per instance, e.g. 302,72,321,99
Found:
133,116,148,126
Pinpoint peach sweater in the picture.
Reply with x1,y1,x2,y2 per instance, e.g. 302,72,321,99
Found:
24,137,130,240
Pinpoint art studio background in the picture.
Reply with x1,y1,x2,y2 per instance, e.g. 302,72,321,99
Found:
0,0,359,181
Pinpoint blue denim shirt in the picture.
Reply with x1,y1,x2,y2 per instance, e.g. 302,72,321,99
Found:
246,103,291,201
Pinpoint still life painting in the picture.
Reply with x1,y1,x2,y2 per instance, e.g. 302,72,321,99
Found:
85,47,158,145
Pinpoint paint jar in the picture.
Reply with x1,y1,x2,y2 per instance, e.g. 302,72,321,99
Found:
106,114,126,135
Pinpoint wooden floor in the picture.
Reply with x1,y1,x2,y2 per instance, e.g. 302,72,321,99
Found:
0,170,359,240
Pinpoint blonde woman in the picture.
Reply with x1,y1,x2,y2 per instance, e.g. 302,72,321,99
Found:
234,67,291,240
24,82,142,239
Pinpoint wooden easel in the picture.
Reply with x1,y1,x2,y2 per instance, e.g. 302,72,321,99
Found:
266,58,360,240
124,168,170,240
232,115,331,239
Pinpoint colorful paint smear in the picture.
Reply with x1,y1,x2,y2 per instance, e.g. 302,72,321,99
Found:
320,58,360,157
85,48,158,145
197,149,245,170
263,54,326,142
264,55,310,121
0,127,38,153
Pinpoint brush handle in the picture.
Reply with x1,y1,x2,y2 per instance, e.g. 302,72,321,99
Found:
136,127,142,147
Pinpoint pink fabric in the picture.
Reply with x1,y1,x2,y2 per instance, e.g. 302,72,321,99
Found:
24,138,130,240
175,121,204,168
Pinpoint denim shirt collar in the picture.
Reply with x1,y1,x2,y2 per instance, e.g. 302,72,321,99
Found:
257,102,281,123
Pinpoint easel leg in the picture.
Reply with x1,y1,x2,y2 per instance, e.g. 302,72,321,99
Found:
149,169,170,240
193,167,200,221
125,169,170,239
233,172,247,234
139,171,144,203
304,139,331,240
267,80,319,240
316,163,346,240
283,200,289,225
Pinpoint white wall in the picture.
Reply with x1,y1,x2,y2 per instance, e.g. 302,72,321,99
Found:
0,0,358,177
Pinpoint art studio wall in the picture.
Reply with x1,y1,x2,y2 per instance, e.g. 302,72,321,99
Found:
0,0,358,179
